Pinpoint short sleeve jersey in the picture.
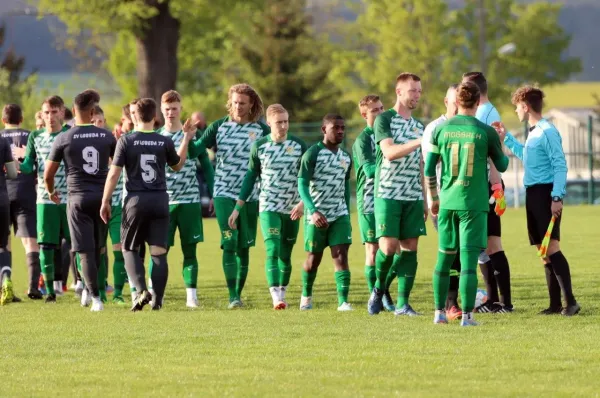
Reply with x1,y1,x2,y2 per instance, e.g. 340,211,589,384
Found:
0,128,35,201
249,134,307,213
352,126,376,214
113,131,180,193
0,137,14,200
374,109,424,201
299,142,352,222
48,125,117,196
25,125,70,204
430,115,505,212
200,116,270,201
158,127,202,204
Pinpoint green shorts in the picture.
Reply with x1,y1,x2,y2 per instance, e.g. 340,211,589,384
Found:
108,205,122,246
259,211,300,244
37,203,70,245
358,213,377,244
437,209,487,251
304,214,352,253
214,197,258,251
375,198,426,240
168,203,204,246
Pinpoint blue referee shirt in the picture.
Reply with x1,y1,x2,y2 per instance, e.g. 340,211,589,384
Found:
504,118,568,198
476,102,501,126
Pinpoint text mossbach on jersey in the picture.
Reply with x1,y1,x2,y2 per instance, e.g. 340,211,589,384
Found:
133,140,165,146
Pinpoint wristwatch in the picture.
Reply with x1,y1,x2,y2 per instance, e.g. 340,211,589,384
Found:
552,196,562,202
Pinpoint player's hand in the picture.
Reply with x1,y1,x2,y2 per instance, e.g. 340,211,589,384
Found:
489,185,506,216
551,200,563,217
113,124,123,139
49,191,60,205
100,202,112,224
423,199,428,222
311,211,328,228
290,202,304,221
429,199,440,217
209,198,215,216
12,145,25,160
228,209,239,230
182,119,196,140
491,121,507,142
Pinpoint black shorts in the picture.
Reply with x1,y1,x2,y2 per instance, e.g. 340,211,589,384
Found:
0,199,9,247
10,198,36,238
67,195,108,252
526,184,560,245
121,192,169,251
487,180,505,237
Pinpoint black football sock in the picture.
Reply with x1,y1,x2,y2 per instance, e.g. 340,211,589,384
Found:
150,254,169,304
490,251,512,307
549,251,576,306
543,262,562,309
123,250,147,293
79,251,99,297
479,259,499,303
26,252,41,292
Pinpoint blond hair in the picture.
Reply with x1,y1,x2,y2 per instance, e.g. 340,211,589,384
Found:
266,104,288,121
226,83,264,123
358,94,380,112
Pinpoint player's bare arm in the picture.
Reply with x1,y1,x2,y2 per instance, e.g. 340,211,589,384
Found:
169,118,195,172
379,137,422,161
290,201,303,221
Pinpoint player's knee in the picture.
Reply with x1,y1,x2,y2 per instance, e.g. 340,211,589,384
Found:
22,238,39,253
378,237,398,256
487,236,503,254
149,245,167,256
264,238,280,257
399,238,418,252
365,242,378,262
547,239,560,256
304,252,322,270
112,243,122,252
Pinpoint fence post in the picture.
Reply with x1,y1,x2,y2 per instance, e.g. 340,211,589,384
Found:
589,115,594,205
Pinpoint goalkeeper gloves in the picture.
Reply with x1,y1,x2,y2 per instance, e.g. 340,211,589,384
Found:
489,183,506,216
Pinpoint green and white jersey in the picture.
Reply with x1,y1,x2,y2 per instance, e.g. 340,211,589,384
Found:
158,127,200,204
112,173,124,206
200,116,270,201
352,126,376,214
249,135,307,213
374,109,424,201
299,142,352,222
25,126,70,204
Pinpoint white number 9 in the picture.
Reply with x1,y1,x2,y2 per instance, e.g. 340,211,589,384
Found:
82,146,99,175
140,154,157,183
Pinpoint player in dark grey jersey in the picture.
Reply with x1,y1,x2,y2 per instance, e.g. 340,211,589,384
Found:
100,98,195,311
1,104,42,300
0,129,20,305
45,90,117,312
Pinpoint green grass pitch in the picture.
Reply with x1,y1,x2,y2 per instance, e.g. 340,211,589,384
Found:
2,206,600,396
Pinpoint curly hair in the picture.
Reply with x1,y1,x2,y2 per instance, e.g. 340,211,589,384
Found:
511,86,544,113
226,84,264,123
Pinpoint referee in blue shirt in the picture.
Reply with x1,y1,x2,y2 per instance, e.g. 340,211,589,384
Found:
494,86,579,316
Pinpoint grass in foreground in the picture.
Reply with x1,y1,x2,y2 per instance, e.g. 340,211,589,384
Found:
2,206,600,397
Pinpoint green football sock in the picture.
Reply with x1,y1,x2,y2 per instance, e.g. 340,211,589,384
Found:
385,255,399,291
397,251,418,307
264,239,280,288
113,250,126,297
302,268,318,297
40,248,55,295
460,249,480,312
148,257,154,287
374,249,394,290
432,251,456,310
278,242,293,287
335,270,351,306
222,249,238,300
364,265,376,293
236,248,249,298
182,243,198,289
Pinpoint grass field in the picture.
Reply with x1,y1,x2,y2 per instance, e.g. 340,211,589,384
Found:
2,206,600,397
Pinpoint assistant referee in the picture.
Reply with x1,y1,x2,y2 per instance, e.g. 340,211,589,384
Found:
494,85,579,316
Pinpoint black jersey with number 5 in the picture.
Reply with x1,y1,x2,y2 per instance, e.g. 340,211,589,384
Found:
48,124,117,196
113,131,180,193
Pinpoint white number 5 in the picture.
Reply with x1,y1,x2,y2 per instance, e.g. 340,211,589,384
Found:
140,154,157,183
82,146,99,175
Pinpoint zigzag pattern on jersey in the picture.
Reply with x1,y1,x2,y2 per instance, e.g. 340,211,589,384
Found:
112,172,124,206
377,116,424,201
258,140,303,213
309,149,351,222
215,122,263,200
163,131,200,204
362,133,376,214
34,133,67,204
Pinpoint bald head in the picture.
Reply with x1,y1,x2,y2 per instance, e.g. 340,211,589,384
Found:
444,84,458,117
191,111,206,130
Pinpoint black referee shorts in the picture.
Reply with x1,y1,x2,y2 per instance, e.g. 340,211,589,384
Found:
526,183,561,246
487,180,505,237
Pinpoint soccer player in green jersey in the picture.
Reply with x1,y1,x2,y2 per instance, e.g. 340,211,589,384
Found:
228,104,306,309
199,84,269,309
425,81,509,326
353,94,396,310
298,114,353,311
152,90,214,308
18,96,71,302
368,73,426,316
